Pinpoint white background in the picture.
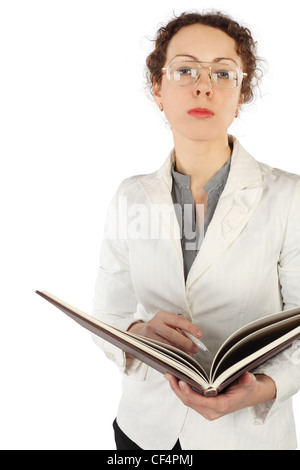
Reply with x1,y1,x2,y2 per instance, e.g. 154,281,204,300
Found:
1,0,299,450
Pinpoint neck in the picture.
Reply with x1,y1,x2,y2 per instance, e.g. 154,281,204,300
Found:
173,131,232,190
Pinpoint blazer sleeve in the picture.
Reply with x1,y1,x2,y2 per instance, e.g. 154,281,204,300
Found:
91,182,147,379
249,176,300,423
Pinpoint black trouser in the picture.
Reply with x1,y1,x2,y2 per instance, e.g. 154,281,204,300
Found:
113,418,182,450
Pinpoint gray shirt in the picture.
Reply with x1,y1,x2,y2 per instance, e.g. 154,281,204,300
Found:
171,157,231,280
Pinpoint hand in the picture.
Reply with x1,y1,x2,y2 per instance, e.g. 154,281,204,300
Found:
128,310,203,356
165,372,277,421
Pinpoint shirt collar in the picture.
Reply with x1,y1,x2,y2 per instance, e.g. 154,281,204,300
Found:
171,155,232,193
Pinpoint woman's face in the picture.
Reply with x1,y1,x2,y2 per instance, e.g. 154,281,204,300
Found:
154,24,245,144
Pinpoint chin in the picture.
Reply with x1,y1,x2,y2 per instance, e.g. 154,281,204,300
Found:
173,125,226,143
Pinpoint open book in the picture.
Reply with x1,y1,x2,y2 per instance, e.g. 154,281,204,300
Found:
36,290,300,397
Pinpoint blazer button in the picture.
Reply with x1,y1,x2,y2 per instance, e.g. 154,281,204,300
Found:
105,352,115,360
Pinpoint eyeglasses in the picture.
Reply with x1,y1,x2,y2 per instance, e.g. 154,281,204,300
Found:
161,60,247,89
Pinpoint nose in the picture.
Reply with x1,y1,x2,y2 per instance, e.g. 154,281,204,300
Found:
193,69,213,97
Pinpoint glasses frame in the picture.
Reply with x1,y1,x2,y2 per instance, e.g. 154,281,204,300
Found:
161,60,247,89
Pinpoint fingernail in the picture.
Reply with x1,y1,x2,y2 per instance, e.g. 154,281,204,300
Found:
179,381,186,390
164,373,171,380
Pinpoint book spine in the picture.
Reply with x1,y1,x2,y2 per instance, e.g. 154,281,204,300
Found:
203,388,218,397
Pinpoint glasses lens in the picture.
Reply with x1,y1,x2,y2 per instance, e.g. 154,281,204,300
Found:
168,61,199,85
166,61,242,88
211,64,240,89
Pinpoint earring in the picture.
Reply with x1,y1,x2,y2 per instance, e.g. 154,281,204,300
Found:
235,110,238,118
164,120,172,130
158,102,164,112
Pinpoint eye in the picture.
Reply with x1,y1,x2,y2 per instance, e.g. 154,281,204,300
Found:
176,67,193,76
215,69,231,79
172,64,198,82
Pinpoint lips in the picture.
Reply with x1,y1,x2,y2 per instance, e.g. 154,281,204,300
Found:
188,107,215,118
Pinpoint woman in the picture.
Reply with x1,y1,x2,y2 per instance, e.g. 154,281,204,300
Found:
92,11,300,450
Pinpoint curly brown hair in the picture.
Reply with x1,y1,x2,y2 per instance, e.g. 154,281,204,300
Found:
146,10,263,104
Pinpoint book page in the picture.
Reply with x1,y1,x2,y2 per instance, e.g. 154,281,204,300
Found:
37,291,210,387
211,316,300,384
123,330,209,380
210,306,300,377
37,290,300,395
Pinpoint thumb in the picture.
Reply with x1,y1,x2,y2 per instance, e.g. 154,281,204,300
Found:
238,372,256,387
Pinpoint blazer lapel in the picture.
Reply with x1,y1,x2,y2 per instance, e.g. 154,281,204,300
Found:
186,138,263,287
137,137,264,288
138,149,184,268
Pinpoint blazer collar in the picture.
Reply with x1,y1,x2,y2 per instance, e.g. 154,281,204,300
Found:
222,135,262,192
138,136,264,284
139,136,262,203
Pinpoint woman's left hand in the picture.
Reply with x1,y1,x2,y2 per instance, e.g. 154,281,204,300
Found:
165,372,276,421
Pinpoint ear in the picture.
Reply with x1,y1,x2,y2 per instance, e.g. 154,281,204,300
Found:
238,92,245,109
153,78,163,108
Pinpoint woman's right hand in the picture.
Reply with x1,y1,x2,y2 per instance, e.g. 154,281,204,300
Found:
127,310,203,356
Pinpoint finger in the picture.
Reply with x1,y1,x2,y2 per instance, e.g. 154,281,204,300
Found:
150,311,202,354
156,311,202,338
150,315,195,353
237,372,256,387
165,374,194,399
165,375,207,408
164,374,184,398
157,312,203,353
161,327,200,354
167,313,203,339
146,330,177,347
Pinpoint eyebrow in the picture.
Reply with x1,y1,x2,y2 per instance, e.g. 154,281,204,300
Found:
170,54,239,66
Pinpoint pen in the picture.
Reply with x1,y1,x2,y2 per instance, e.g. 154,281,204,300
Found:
177,311,209,353
181,330,209,353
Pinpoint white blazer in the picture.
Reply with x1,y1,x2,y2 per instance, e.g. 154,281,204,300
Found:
92,136,300,450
